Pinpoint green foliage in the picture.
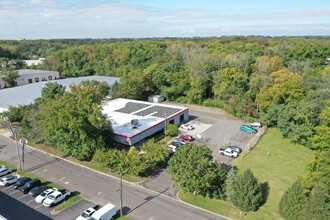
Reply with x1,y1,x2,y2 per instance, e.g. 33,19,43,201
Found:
140,139,169,169
0,68,19,87
309,104,330,151
168,144,227,197
299,182,330,220
92,140,169,177
165,124,178,137
302,150,330,190
35,82,66,105
6,105,30,122
230,169,263,212
34,83,112,160
279,180,307,220
225,168,238,202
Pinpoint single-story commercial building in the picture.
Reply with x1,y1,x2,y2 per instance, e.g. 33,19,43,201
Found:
0,69,60,88
102,98,189,145
0,76,120,113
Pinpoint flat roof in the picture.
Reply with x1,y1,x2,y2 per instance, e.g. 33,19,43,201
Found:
102,98,188,138
17,69,59,76
0,76,120,113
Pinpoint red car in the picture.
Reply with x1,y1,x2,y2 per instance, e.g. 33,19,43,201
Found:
179,135,194,141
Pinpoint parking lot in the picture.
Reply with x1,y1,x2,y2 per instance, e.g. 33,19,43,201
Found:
0,179,94,220
179,105,256,165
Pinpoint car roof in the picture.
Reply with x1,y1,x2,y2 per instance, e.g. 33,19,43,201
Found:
50,191,62,196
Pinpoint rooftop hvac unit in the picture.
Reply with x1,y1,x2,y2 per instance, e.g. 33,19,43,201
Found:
131,119,140,129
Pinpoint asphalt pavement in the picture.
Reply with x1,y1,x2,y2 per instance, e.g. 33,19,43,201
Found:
0,134,226,220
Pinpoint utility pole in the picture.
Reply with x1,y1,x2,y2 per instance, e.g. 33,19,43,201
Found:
3,121,22,170
120,170,123,217
20,138,28,172
164,110,167,139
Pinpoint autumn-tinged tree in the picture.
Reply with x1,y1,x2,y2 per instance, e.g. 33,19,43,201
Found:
256,69,304,113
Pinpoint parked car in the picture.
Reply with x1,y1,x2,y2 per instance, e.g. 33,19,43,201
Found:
180,123,195,130
219,147,239,158
0,166,12,177
28,185,48,197
226,146,242,153
43,190,71,207
179,135,194,141
19,178,41,194
249,122,262,128
168,142,182,152
0,174,21,186
13,177,31,189
35,188,58,203
240,125,257,133
76,205,100,220
174,138,189,145
90,203,117,220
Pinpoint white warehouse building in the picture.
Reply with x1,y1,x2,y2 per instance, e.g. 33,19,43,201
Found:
102,98,189,145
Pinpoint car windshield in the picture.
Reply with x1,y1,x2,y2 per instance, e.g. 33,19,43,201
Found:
81,212,91,218
48,195,55,200
40,192,47,196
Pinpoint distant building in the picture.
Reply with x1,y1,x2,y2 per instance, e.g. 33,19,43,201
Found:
102,98,189,145
0,69,60,88
23,58,45,67
0,76,120,113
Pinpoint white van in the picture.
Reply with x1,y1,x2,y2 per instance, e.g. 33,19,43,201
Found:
91,203,117,220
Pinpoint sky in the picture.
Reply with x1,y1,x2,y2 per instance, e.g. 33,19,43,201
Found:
0,0,329,39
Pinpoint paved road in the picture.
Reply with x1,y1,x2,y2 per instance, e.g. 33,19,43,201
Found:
0,134,225,220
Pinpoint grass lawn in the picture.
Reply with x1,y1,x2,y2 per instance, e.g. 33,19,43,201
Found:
179,128,313,220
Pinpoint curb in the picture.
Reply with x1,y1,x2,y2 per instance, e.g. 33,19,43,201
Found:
176,190,232,220
0,132,231,219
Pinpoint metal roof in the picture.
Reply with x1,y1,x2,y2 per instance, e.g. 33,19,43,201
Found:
17,69,59,76
0,76,120,113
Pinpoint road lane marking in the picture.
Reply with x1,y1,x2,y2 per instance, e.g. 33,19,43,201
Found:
97,191,102,195
59,177,66,182
64,181,69,184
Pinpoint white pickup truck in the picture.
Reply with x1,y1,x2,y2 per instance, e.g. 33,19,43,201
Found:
43,190,71,207
219,147,239,158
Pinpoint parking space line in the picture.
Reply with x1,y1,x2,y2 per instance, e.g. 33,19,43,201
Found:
18,194,28,199
1,187,12,191
34,204,43,209
26,198,36,204
9,190,19,195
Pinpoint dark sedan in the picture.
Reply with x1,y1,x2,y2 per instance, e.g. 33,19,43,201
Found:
28,185,48,197
13,177,31,189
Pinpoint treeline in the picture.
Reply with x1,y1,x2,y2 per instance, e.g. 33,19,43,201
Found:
27,37,329,147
